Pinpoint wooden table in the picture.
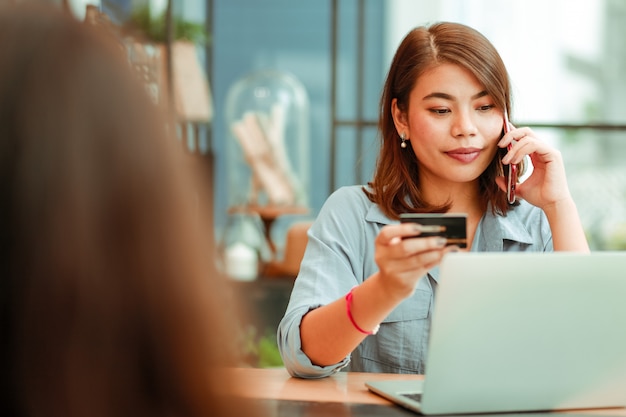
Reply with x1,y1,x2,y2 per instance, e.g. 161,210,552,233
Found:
227,367,420,404
223,368,626,417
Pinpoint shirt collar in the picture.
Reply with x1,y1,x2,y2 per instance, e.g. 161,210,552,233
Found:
365,202,394,225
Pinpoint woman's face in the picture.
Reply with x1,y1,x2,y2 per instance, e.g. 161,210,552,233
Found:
393,63,504,189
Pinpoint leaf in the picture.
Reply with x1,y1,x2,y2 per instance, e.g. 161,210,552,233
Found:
125,5,209,45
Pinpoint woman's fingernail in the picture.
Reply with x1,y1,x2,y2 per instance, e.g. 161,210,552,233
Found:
435,237,447,247
390,237,401,245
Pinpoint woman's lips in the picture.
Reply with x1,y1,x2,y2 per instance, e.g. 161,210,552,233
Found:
445,147,481,163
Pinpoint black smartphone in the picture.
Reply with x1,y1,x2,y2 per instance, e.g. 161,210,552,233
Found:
503,109,517,204
399,213,467,248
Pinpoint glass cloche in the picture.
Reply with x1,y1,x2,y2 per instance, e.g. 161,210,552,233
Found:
223,70,311,277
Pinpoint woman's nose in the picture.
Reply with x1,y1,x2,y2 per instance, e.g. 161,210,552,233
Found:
451,111,478,138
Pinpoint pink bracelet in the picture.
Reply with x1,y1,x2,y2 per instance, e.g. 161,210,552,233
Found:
345,286,380,335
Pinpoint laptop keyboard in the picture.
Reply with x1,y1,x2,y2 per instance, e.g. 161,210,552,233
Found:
400,393,422,403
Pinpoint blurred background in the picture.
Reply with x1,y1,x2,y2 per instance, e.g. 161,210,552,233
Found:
34,0,626,365
71,0,626,252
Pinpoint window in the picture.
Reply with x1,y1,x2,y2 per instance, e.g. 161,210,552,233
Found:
332,0,626,249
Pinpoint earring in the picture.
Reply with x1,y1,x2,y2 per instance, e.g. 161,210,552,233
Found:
400,132,408,148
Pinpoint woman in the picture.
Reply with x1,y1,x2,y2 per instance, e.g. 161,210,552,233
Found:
278,22,588,378
0,4,253,417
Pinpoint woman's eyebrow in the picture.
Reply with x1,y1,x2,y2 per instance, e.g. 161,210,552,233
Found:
422,90,489,101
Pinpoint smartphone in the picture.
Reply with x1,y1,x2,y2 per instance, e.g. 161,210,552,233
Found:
503,109,517,204
399,213,467,248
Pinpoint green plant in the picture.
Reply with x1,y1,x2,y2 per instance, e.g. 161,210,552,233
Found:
125,5,209,45
257,333,284,368
606,223,626,250
238,325,283,368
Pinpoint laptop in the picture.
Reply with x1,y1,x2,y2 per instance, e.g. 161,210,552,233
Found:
366,252,626,415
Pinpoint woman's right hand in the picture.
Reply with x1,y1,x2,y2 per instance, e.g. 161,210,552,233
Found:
374,223,453,300
300,221,456,367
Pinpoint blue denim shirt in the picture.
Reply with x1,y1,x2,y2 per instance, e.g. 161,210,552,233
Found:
277,186,553,378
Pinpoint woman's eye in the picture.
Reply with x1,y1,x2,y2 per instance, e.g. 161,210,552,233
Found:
430,108,450,115
477,104,494,112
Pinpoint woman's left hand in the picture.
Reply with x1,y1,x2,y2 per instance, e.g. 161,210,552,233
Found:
497,126,572,209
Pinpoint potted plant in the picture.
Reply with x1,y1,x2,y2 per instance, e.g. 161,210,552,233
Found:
122,5,212,122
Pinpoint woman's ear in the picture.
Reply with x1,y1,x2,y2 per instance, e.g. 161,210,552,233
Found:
391,98,409,136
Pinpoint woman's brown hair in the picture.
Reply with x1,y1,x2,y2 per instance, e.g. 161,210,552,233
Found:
365,22,520,218
0,4,251,417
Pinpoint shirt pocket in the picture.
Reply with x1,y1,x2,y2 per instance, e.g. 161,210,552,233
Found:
358,289,432,373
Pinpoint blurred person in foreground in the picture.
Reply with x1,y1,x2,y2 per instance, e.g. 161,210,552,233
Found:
0,4,252,417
